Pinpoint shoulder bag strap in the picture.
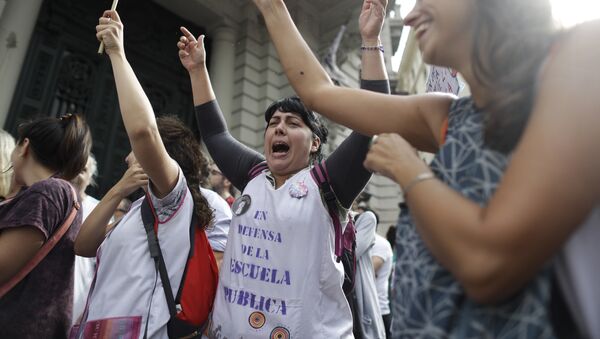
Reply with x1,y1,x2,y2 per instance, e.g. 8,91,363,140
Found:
310,160,344,261
0,184,80,298
140,196,178,318
248,161,269,180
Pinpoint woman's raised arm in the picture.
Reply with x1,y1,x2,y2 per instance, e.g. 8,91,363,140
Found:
363,20,600,303
97,10,178,198
253,0,452,152
178,27,264,189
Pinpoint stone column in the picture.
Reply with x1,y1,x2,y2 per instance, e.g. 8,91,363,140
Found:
208,25,237,126
0,0,44,126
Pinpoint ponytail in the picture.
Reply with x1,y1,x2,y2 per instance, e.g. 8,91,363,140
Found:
187,172,214,231
58,114,93,180
17,113,92,180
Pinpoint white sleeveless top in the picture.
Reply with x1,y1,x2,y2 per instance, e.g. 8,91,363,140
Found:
208,167,353,338
83,169,193,339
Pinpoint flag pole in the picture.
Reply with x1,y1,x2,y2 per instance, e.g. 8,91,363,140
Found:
98,0,120,54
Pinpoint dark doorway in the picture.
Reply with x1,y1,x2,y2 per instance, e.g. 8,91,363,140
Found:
5,0,208,197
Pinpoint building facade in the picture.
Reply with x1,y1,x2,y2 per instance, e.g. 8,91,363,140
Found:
0,0,403,230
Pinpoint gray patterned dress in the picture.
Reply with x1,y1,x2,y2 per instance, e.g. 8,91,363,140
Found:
392,97,555,338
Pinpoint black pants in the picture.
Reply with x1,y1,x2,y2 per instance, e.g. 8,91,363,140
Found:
382,313,392,339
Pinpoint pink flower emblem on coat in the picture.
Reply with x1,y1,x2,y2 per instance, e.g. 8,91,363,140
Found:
289,181,308,199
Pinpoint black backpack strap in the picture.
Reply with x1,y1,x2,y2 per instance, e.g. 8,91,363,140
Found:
248,161,269,180
141,196,178,319
310,160,344,262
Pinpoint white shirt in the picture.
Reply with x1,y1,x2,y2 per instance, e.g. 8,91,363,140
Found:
200,187,231,252
371,233,393,315
72,195,100,325
557,206,600,339
208,168,353,338
354,211,385,338
81,169,192,339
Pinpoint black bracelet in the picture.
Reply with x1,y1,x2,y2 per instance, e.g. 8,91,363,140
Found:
361,45,384,53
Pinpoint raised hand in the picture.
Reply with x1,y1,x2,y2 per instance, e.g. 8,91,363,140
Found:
359,0,388,44
251,0,276,12
112,164,148,199
96,10,124,57
177,26,206,73
363,133,425,183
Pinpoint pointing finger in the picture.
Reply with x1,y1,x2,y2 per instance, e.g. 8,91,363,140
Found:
180,26,197,43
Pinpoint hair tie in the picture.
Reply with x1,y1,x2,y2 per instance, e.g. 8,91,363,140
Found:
59,113,74,121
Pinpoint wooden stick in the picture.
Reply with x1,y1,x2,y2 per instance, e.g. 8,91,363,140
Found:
97,0,120,54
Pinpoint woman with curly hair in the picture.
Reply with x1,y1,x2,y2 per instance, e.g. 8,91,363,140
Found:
74,10,217,339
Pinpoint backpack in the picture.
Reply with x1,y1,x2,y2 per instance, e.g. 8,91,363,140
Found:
141,194,218,339
247,161,357,295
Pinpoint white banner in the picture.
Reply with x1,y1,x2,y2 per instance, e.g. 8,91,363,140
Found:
425,66,460,95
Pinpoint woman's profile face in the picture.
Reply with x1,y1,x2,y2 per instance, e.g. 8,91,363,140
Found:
10,140,27,185
404,0,476,67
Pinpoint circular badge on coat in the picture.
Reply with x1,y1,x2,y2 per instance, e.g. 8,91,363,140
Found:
270,327,290,339
248,311,266,329
232,194,251,216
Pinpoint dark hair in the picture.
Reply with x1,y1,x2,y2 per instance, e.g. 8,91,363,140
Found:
472,0,557,153
386,225,396,251
156,116,213,229
17,114,92,181
264,96,329,162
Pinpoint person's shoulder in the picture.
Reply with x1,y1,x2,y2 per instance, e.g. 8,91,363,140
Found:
200,187,233,217
82,195,101,211
417,92,457,110
372,233,393,258
537,21,600,111
199,187,221,203
200,187,227,207
83,195,100,204
568,19,600,40
28,177,72,197
552,20,600,63
362,210,377,220
375,233,393,251
356,210,377,226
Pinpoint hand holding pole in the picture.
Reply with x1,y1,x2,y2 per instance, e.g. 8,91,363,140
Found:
98,0,119,54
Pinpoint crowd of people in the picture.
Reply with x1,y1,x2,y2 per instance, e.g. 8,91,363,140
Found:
0,0,598,338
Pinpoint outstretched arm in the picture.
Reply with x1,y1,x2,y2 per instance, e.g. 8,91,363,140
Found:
363,21,600,303
253,0,451,152
178,28,264,190
326,0,390,208
97,11,178,198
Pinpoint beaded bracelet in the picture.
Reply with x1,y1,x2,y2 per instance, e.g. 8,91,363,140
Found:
403,172,435,197
361,45,384,53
